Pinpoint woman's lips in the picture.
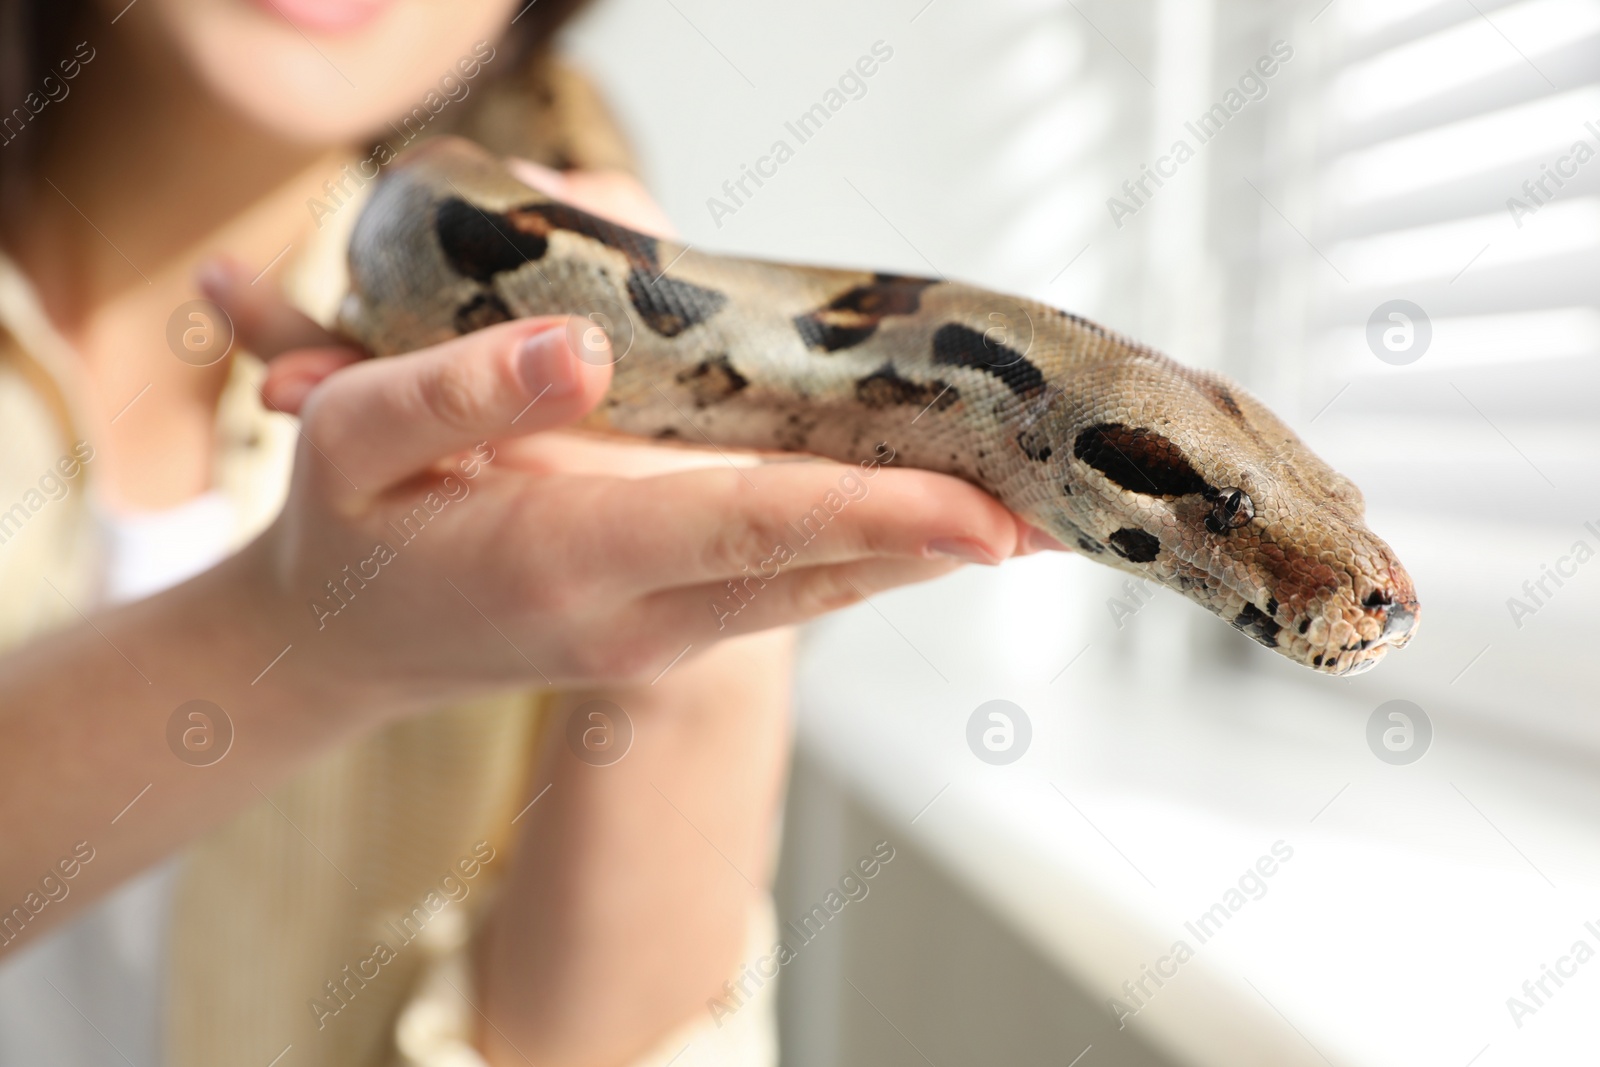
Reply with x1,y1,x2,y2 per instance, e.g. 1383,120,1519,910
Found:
249,0,393,33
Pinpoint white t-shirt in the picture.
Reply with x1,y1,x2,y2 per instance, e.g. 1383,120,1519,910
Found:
0,492,236,1066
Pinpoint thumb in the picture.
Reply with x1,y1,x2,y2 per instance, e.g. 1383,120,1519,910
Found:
302,317,613,495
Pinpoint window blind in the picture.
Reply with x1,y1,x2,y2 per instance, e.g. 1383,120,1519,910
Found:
1293,0,1600,519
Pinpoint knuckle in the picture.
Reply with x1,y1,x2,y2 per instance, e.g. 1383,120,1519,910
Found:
419,357,489,430
843,511,898,558
418,344,520,432
566,633,657,685
559,637,610,679
520,573,587,618
700,510,795,575
790,568,866,619
698,527,756,576
298,391,352,460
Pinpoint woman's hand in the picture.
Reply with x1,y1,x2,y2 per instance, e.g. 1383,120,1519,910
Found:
204,170,1034,721
237,313,1024,716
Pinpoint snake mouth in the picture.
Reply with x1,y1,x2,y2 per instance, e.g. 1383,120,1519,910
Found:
1151,530,1419,675
1294,593,1420,675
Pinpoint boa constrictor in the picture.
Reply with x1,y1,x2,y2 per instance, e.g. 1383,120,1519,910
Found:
337,137,1419,676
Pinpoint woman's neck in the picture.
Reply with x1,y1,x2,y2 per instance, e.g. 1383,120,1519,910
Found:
1,17,359,511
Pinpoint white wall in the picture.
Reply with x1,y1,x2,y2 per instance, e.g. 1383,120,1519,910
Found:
561,3,1600,1064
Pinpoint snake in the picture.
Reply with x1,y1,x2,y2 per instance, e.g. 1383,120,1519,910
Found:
336,137,1419,676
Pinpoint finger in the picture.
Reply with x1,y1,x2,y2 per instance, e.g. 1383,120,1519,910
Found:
503,429,761,479
197,256,350,359
527,437,1059,555
507,159,572,199
508,160,678,238
578,463,1019,592
261,347,365,415
1016,524,1073,556
302,317,612,494
642,555,963,640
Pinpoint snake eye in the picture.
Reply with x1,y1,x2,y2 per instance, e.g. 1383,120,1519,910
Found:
1206,487,1254,533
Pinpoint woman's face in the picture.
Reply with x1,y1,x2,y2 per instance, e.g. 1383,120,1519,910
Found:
120,0,524,142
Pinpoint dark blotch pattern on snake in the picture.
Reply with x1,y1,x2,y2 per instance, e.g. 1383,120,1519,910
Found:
338,138,1420,675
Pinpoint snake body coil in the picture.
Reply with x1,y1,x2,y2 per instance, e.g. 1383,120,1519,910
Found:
339,138,1419,675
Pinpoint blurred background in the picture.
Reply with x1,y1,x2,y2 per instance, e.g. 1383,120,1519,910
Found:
559,0,1600,1063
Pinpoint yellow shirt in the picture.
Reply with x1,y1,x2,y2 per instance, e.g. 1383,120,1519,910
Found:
0,69,777,1066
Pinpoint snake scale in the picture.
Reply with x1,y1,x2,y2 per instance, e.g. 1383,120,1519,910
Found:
337,137,1419,676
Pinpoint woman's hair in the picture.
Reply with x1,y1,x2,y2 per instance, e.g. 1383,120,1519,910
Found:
0,0,77,212
0,0,595,215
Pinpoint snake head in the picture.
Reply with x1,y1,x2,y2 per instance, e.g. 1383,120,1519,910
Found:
1030,346,1419,675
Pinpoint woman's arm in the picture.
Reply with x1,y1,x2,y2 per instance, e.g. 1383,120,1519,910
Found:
0,316,627,949
0,298,1023,958
0,548,352,951
476,628,795,1067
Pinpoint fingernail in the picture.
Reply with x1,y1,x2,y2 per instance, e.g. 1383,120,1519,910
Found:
263,376,314,415
195,258,231,299
516,327,578,400
1021,526,1072,554
925,538,1000,566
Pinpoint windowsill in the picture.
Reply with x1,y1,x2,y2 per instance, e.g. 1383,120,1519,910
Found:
794,548,1600,1067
